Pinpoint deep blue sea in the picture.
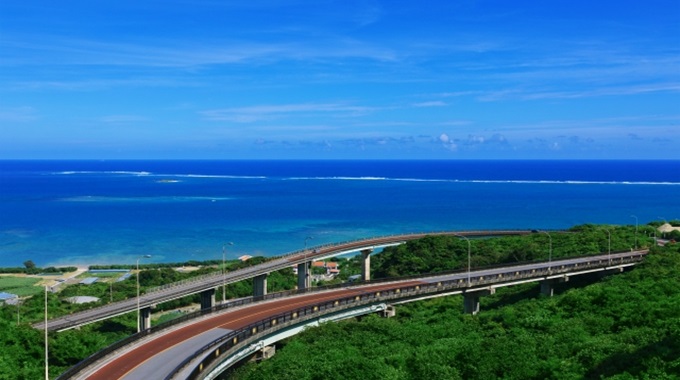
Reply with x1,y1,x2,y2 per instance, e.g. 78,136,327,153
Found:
0,160,678,268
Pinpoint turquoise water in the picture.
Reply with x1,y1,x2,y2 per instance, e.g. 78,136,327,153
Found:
0,160,678,267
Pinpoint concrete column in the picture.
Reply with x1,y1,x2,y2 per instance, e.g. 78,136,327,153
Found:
381,305,396,318
463,294,481,315
361,249,373,282
251,345,276,362
140,306,152,331
463,288,495,315
200,288,216,310
540,280,554,297
253,273,268,297
297,262,311,290
540,277,569,297
260,345,276,360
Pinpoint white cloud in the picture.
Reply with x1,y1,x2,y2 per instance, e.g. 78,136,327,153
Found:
468,135,485,144
0,106,38,122
201,103,375,122
412,101,447,107
439,133,458,151
0,34,398,68
99,115,149,124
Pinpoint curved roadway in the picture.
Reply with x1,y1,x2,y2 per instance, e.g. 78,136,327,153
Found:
72,250,645,380
40,230,531,331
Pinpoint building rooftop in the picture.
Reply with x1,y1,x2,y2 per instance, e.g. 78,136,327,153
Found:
65,296,100,304
0,292,17,301
79,277,99,285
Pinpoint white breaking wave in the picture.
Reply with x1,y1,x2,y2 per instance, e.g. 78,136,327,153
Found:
285,176,680,186
172,174,267,179
53,171,266,180
55,170,151,176
287,176,388,181
59,196,233,203
52,171,680,186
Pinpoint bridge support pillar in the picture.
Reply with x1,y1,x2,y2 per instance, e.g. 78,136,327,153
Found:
463,288,495,315
540,280,554,297
140,306,152,331
361,249,373,282
201,288,216,310
540,277,569,297
253,273,268,298
380,304,396,318
297,262,311,290
260,345,276,360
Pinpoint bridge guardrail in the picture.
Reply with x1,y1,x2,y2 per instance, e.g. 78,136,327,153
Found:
41,230,538,331
54,250,646,379
145,230,534,294
165,251,646,380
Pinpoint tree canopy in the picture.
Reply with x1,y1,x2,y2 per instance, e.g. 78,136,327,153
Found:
232,243,680,380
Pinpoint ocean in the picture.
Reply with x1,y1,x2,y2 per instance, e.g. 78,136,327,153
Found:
0,160,678,268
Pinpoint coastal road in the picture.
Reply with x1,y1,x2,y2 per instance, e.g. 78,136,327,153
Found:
39,230,533,331
82,281,423,380
76,250,646,380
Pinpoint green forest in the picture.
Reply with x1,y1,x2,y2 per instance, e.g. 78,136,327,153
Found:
0,223,677,379
231,239,680,379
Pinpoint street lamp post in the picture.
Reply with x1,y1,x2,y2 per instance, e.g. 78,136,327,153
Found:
304,236,313,286
136,254,151,333
541,231,552,273
630,215,638,250
44,285,48,380
454,234,471,286
222,242,233,304
605,229,611,265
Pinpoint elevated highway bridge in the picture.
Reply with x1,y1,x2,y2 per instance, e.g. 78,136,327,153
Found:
56,249,648,380
38,230,532,332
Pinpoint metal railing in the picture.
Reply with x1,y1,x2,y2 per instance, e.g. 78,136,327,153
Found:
43,230,535,331
56,250,645,380
54,249,646,379
165,250,646,380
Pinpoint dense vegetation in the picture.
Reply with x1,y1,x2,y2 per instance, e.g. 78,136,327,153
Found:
0,223,673,379
371,224,654,279
0,265,78,275
232,242,680,380
0,256,299,379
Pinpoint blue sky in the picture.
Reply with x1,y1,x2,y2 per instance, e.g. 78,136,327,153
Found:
1,1,678,159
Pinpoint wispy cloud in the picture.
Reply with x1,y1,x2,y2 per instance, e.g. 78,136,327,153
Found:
1,34,398,68
412,101,447,107
99,115,150,124
428,82,680,103
200,103,376,123
10,78,195,91
352,2,382,27
0,106,38,122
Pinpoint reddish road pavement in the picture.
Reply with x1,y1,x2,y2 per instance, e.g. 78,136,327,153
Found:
85,280,425,380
